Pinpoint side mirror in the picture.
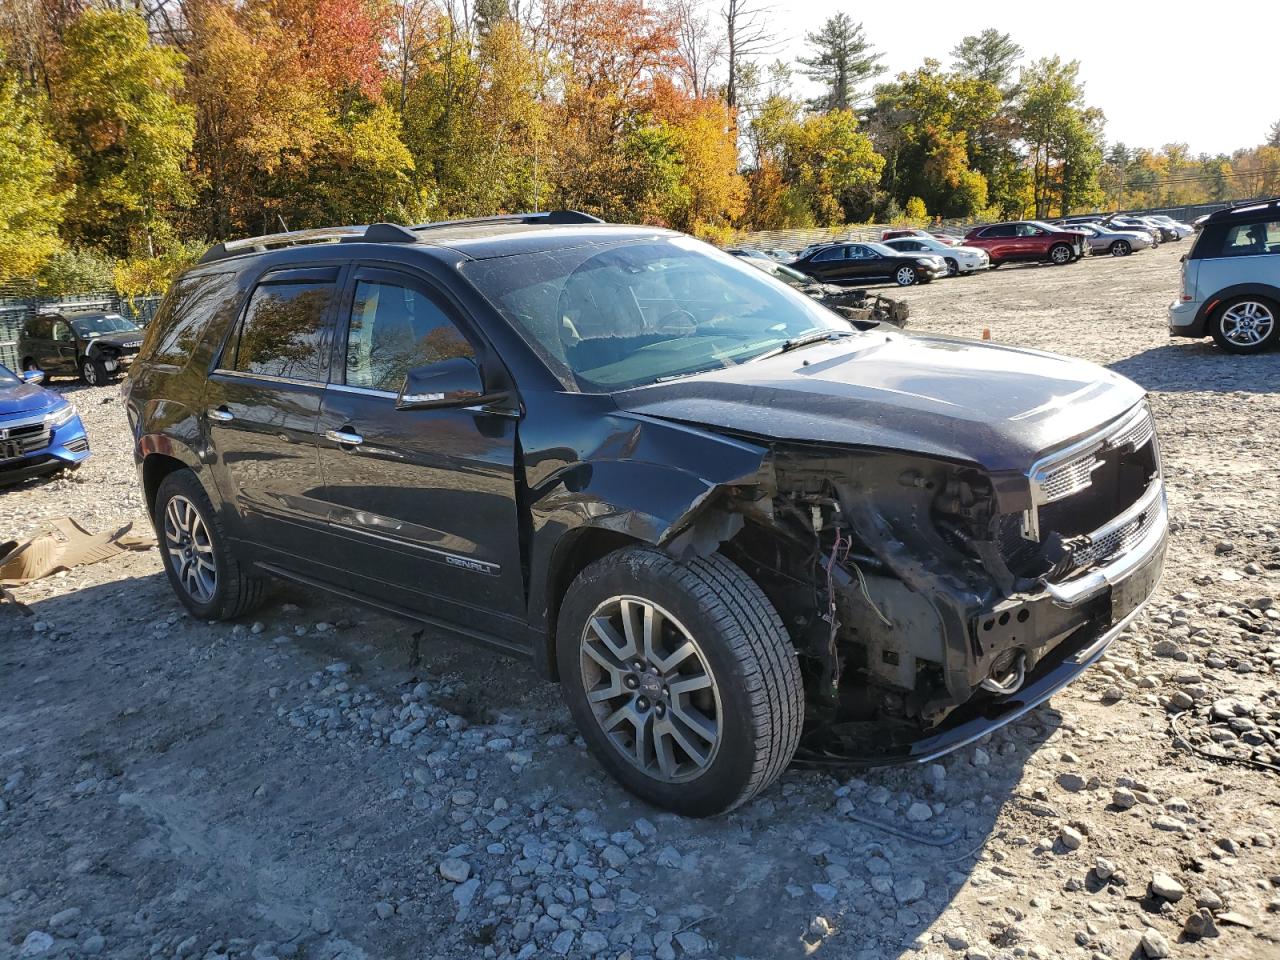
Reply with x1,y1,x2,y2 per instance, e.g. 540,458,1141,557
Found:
396,357,509,411
20,369,44,384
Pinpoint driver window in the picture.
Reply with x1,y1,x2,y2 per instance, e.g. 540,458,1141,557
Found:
346,280,476,393
847,245,870,259
52,322,71,341
1016,223,1037,237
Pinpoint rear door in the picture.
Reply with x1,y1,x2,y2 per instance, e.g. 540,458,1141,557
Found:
313,265,525,627
203,265,342,563
803,245,848,281
977,224,1017,260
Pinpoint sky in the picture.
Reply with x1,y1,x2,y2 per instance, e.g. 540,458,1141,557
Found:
770,1,1279,156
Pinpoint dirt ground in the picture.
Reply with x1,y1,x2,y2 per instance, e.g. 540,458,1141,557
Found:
2,243,1278,960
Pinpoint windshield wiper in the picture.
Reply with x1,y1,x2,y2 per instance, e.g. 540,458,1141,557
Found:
749,329,855,363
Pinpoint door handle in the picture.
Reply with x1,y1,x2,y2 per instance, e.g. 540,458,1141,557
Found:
208,407,234,422
325,428,364,447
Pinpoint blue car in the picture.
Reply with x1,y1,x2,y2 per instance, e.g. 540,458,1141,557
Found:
0,362,90,484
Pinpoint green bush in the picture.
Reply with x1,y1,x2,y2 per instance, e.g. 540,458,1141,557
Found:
35,247,116,296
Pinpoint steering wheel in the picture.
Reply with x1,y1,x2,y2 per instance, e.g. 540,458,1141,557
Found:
655,309,698,335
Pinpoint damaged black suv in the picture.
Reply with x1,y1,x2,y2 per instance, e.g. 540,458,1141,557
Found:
125,212,1168,816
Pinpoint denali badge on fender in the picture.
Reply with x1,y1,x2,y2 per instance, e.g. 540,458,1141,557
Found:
124,212,1167,817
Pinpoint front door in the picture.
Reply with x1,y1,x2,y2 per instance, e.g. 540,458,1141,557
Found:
313,266,525,628
47,319,78,374
203,265,342,563
845,244,887,281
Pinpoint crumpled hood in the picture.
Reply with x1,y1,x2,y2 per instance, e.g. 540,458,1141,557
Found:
614,332,1146,474
0,381,60,417
87,333,143,352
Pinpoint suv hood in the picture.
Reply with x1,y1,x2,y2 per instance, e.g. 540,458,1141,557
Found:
614,333,1145,474
0,382,59,417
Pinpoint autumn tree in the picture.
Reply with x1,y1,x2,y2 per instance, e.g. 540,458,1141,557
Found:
51,8,194,256
1017,56,1104,217
950,29,1022,94
0,74,68,280
797,13,881,113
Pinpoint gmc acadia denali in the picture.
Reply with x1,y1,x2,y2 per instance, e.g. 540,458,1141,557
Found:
125,212,1167,816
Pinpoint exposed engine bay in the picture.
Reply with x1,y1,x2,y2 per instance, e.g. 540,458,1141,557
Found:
693,411,1165,765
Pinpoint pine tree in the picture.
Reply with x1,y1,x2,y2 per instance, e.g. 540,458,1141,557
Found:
951,29,1023,95
796,14,882,113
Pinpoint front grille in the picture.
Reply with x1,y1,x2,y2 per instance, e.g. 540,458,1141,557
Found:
0,421,51,460
1072,493,1162,569
1004,404,1161,579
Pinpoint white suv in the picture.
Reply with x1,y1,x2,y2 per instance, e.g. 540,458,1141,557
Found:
1169,198,1280,353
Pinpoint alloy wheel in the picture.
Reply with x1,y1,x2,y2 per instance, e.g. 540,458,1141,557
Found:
579,596,722,783
1051,245,1071,264
1111,240,1130,257
1220,301,1275,348
895,266,916,285
82,361,98,385
164,494,218,603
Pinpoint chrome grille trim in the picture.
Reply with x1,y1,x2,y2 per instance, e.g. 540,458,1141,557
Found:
1022,402,1156,540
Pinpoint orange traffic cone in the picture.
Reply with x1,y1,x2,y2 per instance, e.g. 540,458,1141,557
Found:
982,328,991,340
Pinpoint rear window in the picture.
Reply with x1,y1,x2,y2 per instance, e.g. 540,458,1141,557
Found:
1220,220,1280,257
229,280,335,382
140,272,240,368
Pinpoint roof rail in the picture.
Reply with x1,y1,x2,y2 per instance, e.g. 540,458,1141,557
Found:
198,222,419,265
410,210,605,232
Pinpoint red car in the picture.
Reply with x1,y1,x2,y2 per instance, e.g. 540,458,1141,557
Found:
962,221,1088,267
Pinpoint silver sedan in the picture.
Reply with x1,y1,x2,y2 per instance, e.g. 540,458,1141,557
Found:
1071,223,1153,257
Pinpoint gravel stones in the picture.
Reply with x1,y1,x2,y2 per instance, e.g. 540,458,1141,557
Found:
1150,872,1185,901
438,859,471,883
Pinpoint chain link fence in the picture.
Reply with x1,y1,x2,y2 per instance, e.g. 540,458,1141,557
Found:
0,291,163,371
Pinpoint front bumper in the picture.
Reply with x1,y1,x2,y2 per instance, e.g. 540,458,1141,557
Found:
796,483,1168,768
0,410,91,485
1168,298,1206,337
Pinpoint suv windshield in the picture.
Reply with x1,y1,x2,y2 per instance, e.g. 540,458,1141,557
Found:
461,236,851,391
70,314,141,338
0,363,20,387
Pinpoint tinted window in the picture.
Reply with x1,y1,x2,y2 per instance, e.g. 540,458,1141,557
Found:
142,272,240,368
345,280,475,392
230,280,334,381
1221,220,1280,256
981,224,1016,238
0,363,19,386
811,247,845,263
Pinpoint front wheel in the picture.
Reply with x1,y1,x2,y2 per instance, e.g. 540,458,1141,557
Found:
80,356,109,386
556,548,803,817
1210,297,1278,354
1048,244,1072,265
1110,240,1131,257
944,258,959,277
154,469,268,620
894,265,919,286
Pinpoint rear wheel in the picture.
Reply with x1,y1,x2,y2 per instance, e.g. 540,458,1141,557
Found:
894,265,919,286
556,548,803,817
1110,240,1131,257
1210,297,1278,354
154,469,268,620
1048,244,1072,265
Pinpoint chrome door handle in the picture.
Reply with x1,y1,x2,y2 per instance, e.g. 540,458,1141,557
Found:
325,428,364,446
208,407,234,422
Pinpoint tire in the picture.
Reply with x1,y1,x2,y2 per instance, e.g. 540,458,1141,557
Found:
1048,244,1072,265
1110,240,1131,257
944,258,959,277
80,356,109,386
894,265,918,286
556,547,803,817
1209,297,1278,355
154,469,268,620
988,260,1002,270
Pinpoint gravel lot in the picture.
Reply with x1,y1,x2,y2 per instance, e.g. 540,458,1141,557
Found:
2,243,1278,960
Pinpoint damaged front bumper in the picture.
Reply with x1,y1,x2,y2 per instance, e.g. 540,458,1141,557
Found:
794,483,1167,767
